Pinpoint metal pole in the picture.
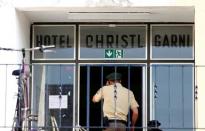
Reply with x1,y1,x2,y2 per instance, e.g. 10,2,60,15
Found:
86,66,90,130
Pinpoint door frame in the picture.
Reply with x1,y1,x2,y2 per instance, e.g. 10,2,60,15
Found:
76,63,147,131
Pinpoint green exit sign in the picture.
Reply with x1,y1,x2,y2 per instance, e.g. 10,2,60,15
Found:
104,49,124,58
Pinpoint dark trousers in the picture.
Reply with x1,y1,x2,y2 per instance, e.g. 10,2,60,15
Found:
104,121,126,131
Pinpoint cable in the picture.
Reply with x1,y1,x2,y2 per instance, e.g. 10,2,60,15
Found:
153,65,158,120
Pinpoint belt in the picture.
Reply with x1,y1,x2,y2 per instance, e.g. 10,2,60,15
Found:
108,119,127,125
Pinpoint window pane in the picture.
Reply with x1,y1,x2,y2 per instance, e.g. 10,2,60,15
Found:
151,64,194,131
32,64,74,130
33,25,75,60
151,25,194,59
80,25,147,59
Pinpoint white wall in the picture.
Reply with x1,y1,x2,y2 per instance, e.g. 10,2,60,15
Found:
195,0,205,130
13,0,194,7
2,0,205,131
0,5,30,131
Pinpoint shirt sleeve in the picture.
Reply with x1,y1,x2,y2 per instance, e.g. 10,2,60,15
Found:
130,91,139,109
93,88,103,102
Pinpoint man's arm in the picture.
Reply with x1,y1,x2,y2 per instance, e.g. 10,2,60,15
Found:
92,88,102,103
92,95,98,103
131,107,138,131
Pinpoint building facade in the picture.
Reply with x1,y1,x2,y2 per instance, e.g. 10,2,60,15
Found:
0,0,205,131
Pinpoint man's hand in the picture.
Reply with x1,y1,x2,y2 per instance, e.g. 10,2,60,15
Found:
131,127,135,131
92,96,97,103
131,107,138,131
92,88,102,103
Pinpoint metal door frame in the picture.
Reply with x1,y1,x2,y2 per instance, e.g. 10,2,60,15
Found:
77,63,147,131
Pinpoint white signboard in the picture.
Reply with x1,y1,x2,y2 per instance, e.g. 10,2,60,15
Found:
49,95,68,109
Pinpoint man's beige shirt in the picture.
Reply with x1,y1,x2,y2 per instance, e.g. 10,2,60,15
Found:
93,83,139,121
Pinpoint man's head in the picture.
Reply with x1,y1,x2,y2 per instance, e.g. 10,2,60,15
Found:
106,72,122,83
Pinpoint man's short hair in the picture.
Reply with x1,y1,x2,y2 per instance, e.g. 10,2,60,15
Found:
106,72,122,80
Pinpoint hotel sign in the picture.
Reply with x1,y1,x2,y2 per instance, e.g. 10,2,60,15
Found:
32,24,193,60
151,25,193,59
80,25,147,59
33,25,75,60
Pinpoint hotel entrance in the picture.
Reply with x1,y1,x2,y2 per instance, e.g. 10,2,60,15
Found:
79,64,145,130
31,23,194,131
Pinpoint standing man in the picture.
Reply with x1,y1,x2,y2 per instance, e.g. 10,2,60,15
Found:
92,72,139,131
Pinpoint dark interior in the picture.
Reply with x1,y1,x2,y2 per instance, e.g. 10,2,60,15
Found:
80,65,143,131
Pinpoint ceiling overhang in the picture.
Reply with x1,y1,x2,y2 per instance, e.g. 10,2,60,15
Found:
16,6,195,23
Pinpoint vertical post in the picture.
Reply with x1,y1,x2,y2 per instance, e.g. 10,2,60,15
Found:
128,65,131,129
4,64,7,127
153,65,159,130
195,65,198,129
86,66,90,130
101,66,104,128
45,65,49,129
154,65,157,120
168,65,171,128
59,65,62,128
114,66,117,128
181,65,185,128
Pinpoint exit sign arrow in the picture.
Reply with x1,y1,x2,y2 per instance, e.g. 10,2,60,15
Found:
106,50,113,57
105,49,124,58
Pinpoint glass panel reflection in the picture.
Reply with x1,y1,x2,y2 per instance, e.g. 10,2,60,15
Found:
32,64,74,131
80,25,146,59
151,64,193,131
33,25,75,60
151,25,194,59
